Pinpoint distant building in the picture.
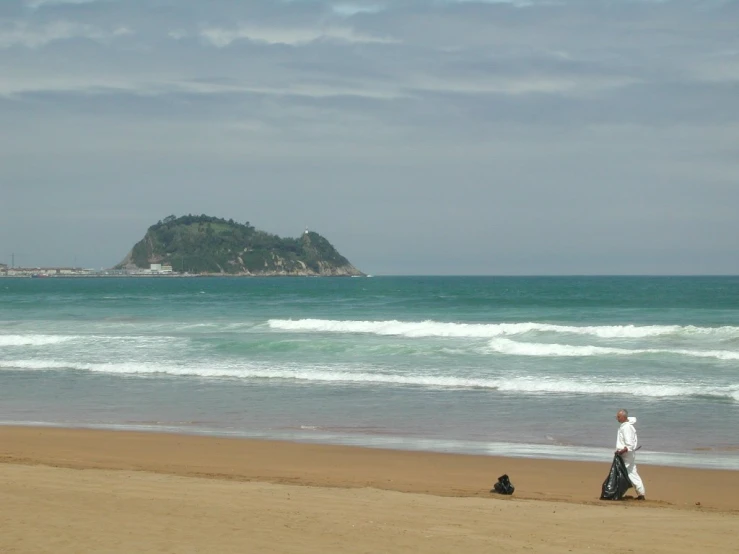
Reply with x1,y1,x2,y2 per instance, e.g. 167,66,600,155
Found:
147,263,173,274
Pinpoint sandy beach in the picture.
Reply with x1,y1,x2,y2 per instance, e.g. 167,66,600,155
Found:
1,427,738,553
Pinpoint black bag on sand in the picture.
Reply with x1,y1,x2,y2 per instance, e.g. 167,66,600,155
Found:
600,454,633,500
491,474,515,495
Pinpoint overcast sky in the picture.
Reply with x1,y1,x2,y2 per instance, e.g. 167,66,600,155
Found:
1,0,737,274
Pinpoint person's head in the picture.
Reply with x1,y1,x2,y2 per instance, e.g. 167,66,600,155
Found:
616,409,628,423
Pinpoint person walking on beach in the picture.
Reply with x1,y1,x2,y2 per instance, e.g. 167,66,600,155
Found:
615,409,645,500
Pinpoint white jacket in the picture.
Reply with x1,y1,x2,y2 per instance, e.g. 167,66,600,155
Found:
616,417,639,453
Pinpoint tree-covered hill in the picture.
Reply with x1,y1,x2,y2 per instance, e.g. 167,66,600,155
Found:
115,215,364,276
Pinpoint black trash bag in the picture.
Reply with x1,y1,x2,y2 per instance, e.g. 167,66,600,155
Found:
600,454,633,500
491,474,515,495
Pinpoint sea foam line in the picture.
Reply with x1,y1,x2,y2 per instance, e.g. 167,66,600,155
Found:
486,338,739,360
268,318,739,339
0,335,76,347
2,359,737,401
0,334,187,347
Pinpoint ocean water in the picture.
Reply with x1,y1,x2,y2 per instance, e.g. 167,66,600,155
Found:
1,276,738,469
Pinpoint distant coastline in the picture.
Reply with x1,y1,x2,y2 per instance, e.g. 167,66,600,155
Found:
0,267,366,278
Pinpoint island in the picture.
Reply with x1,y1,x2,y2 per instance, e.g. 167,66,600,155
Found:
114,215,364,276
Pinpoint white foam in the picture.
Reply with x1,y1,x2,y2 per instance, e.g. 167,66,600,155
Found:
496,376,685,396
0,359,93,370
0,335,76,347
497,377,739,402
487,338,625,357
268,318,738,340
2,359,737,401
486,337,739,361
0,334,187,349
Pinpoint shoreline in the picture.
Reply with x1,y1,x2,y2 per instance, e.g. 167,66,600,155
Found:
2,425,738,513
4,420,739,471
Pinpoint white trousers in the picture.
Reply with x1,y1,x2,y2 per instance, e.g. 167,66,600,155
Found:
622,452,645,496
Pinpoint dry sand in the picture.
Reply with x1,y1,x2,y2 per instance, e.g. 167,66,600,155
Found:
1,426,737,553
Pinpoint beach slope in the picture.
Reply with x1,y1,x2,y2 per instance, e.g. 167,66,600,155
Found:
1,427,737,553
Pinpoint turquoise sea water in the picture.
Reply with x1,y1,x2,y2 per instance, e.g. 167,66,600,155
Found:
1,276,738,469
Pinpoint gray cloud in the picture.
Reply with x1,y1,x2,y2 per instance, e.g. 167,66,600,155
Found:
1,0,738,273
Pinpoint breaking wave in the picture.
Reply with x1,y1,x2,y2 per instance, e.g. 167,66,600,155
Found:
486,338,739,360
2,359,737,402
0,335,76,347
268,318,739,340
